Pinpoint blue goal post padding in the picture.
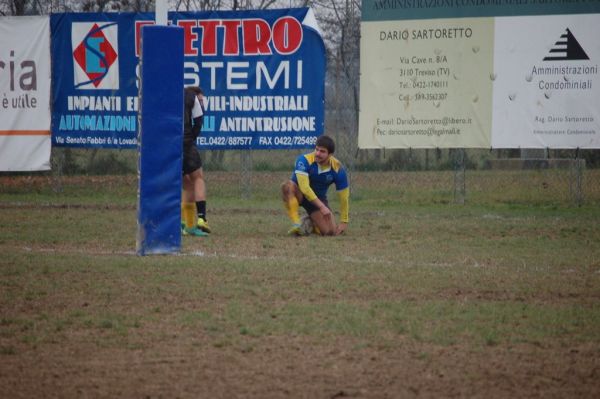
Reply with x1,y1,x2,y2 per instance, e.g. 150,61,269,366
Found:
136,25,184,255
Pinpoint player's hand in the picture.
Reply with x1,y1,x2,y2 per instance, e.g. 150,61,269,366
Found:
335,222,347,235
320,206,332,218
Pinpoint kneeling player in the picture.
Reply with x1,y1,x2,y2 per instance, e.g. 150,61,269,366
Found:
281,135,349,236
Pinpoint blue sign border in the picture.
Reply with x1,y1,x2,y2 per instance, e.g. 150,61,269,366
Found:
50,8,326,150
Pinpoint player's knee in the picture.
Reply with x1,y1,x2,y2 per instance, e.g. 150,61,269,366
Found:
323,228,335,236
281,180,296,196
189,168,203,181
280,182,289,200
315,224,334,236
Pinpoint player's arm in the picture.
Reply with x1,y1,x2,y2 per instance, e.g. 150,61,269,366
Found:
334,165,350,234
191,116,202,137
296,172,331,216
337,187,349,223
336,187,349,235
191,97,203,137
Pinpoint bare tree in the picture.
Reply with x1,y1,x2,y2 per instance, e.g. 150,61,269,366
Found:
1,0,30,15
171,0,285,11
0,0,157,13
308,0,360,160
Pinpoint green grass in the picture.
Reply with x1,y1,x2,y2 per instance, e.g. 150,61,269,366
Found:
1,172,599,355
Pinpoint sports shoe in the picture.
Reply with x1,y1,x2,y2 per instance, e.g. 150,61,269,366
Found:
299,215,314,235
182,226,209,237
197,217,212,233
287,223,302,236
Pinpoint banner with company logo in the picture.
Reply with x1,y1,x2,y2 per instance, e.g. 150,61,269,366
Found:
491,14,600,148
51,13,140,148
51,8,325,150
0,16,51,171
359,2,600,149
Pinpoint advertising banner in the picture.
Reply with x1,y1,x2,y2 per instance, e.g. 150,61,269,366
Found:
360,17,494,148
0,16,51,171
359,1,600,149
52,12,156,149
491,14,600,148
51,8,325,150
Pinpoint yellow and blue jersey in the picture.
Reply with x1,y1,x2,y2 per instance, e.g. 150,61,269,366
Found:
291,152,349,200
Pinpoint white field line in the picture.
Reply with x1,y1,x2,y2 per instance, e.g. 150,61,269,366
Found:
6,244,458,267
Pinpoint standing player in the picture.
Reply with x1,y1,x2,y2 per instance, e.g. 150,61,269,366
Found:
181,86,211,236
281,135,349,236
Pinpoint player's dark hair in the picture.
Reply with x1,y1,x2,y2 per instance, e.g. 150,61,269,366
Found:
186,86,203,95
316,135,335,154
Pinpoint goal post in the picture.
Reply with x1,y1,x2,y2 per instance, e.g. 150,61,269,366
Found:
136,25,184,255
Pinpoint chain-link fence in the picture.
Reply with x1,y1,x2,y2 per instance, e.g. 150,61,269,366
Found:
4,1,597,208
45,146,600,208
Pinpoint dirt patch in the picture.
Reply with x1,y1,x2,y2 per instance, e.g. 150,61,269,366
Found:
2,337,599,398
2,174,600,398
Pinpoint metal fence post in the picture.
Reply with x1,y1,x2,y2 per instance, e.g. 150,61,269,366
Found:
570,150,584,207
454,148,466,204
241,150,253,199
50,147,64,193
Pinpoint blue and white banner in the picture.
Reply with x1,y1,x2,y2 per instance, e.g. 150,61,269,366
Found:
51,12,140,148
51,8,325,150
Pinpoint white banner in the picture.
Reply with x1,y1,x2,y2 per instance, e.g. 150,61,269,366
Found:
0,16,51,171
359,18,494,149
360,13,600,149
492,14,600,148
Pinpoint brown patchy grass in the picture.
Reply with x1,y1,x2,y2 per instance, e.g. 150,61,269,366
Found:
1,174,600,398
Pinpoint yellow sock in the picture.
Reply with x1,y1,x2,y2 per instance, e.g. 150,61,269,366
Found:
182,202,196,228
284,196,301,225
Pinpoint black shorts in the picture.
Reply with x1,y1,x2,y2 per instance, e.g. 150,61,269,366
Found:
300,197,329,215
183,141,202,175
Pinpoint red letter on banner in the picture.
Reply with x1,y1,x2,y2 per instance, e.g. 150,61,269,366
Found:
242,19,272,55
221,20,241,55
177,20,198,56
135,21,155,57
198,20,220,56
272,17,302,55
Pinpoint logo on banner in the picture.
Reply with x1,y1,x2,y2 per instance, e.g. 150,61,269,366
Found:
71,22,119,89
543,28,589,61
